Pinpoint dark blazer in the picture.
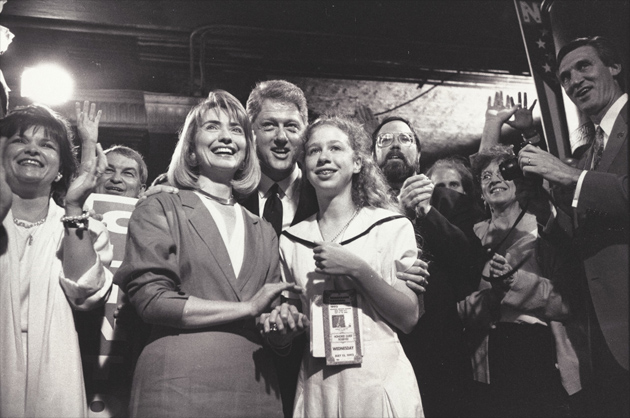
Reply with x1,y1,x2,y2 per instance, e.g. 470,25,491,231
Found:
398,186,484,418
239,171,319,226
573,102,628,371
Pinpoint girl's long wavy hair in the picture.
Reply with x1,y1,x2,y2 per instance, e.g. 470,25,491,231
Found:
303,115,398,212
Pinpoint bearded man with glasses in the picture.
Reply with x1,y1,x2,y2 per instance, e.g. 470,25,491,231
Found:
372,116,484,418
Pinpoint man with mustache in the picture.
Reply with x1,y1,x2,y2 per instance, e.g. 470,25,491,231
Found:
373,116,483,418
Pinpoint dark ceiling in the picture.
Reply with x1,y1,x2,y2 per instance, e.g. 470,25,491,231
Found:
1,0,627,98
1,0,533,96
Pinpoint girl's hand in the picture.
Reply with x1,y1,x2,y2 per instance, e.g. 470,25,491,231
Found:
313,241,369,276
65,101,106,211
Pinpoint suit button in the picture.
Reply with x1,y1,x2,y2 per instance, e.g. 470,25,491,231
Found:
178,291,185,296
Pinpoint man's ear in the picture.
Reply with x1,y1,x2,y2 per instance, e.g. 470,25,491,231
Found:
140,184,147,193
609,63,622,77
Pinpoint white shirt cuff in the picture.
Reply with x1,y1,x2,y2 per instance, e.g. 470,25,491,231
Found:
572,170,588,208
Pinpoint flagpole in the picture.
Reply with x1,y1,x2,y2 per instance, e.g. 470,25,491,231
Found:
513,0,570,159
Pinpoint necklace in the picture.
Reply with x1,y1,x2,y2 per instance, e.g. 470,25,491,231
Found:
14,216,47,229
196,188,235,205
319,208,360,243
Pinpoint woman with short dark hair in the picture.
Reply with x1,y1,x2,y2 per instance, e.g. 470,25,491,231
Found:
0,102,113,417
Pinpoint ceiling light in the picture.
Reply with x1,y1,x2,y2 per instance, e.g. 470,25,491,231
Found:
21,64,74,106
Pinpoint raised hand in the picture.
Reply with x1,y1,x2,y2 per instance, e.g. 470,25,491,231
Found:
355,104,379,136
0,136,13,222
76,101,102,144
485,91,519,125
505,92,538,133
65,101,106,211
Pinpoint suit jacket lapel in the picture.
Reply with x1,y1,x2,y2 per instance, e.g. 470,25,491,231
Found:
180,191,240,297
598,103,628,172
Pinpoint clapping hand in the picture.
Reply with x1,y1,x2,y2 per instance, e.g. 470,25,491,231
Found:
488,253,515,293
398,174,434,218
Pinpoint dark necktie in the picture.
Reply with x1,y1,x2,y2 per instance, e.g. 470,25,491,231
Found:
263,183,283,236
591,126,605,170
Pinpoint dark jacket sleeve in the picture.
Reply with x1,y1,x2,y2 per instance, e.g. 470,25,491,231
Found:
417,187,485,300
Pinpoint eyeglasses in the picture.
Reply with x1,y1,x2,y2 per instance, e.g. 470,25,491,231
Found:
375,132,415,148
480,170,505,184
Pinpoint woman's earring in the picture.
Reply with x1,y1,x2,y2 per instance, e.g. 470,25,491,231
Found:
189,152,197,166
54,172,63,182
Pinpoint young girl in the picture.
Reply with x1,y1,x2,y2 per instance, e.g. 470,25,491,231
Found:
263,116,424,417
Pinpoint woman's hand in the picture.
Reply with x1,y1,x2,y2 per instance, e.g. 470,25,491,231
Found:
259,302,310,348
485,91,519,125
505,92,537,133
313,241,370,277
0,136,12,222
489,253,514,293
65,101,106,212
247,282,303,317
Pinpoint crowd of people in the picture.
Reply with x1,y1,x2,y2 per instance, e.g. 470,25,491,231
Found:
0,35,627,418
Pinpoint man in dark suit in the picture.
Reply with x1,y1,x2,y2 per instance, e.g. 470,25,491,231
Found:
518,36,628,417
241,80,318,231
372,116,484,417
